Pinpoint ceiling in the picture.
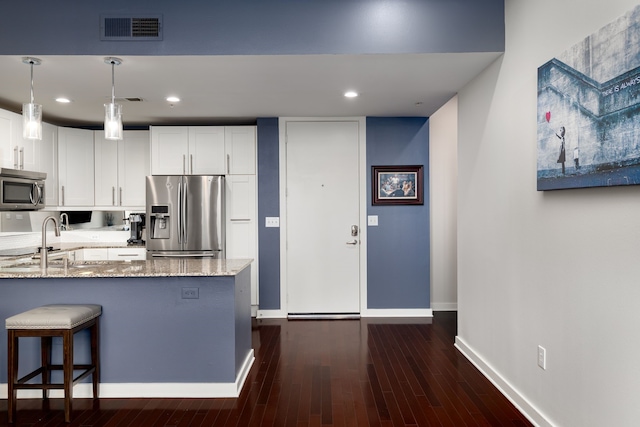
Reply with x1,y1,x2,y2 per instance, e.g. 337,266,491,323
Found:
0,53,500,128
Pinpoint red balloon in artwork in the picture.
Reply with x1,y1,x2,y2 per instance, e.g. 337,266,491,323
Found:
545,111,551,122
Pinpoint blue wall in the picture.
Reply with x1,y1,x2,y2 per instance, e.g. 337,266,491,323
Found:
366,117,430,309
255,117,430,311
0,0,504,55
256,118,280,310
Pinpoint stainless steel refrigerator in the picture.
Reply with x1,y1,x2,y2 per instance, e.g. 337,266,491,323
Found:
146,175,225,258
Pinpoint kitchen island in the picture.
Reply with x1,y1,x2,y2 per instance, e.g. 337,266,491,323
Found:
0,258,254,399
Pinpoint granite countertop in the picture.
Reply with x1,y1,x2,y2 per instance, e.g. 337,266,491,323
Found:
0,257,253,279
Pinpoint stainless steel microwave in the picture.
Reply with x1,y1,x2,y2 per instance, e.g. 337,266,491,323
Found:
0,168,46,210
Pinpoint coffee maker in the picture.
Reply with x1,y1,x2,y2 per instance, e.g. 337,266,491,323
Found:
127,213,146,245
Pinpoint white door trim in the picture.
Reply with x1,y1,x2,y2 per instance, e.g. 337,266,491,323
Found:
278,117,367,316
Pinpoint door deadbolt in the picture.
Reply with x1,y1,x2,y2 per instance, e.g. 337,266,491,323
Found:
351,225,359,236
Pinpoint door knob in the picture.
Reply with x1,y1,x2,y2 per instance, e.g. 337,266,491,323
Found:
346,240,358,245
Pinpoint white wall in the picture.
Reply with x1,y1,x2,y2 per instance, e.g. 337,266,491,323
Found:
429,96,458,311
456,1,640,426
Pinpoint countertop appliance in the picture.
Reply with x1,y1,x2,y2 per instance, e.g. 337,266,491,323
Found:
0,168,46,211
146,175,225,258
127,213,146,245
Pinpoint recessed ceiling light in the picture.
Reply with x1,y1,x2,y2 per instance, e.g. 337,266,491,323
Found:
166,96,180,103
344,91,358,98
55,97,71,103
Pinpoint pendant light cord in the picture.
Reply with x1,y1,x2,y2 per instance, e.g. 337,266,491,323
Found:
111,60,116,105
29,60,35,104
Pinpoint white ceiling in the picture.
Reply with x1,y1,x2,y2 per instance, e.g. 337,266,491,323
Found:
0,53,500,127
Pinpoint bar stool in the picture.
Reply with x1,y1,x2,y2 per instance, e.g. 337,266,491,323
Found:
6,304,102,423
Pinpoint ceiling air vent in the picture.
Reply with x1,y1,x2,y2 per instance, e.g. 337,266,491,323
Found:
100,15,163,41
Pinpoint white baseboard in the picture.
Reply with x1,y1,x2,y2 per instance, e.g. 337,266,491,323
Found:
361,308,433,318
258,309,433,318
257,309,287,319
455,336,552,427
0,350,255,399
431,302,458,311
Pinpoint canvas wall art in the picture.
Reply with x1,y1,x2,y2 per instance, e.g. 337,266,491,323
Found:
537,5,640,190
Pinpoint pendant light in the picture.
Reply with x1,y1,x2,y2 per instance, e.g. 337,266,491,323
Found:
104,57,123,140
22,57,42,140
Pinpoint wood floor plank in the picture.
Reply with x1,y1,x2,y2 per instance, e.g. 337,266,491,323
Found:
1,313,532,427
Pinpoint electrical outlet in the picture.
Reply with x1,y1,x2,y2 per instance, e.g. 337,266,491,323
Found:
265,217,280,227
537,345,546,370
181,287,199,299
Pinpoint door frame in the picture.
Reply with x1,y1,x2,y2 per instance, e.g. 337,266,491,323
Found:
278,117,368,316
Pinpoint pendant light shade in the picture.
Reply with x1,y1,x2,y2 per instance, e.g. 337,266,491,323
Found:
104,57,123,140
22,57,42,140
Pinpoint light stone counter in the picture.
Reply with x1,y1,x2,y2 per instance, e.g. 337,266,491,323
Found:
0,257,252,278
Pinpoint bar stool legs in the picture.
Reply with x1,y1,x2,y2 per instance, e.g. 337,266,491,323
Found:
6,304,102,423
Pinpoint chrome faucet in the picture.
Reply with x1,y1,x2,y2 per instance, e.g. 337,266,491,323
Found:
41,216,60,270
60,213,70,231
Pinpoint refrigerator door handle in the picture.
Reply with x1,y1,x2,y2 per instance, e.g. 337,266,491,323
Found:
177,181,183,244
182,177,188,244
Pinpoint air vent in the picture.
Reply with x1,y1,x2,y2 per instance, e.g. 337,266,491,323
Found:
101,15,163,41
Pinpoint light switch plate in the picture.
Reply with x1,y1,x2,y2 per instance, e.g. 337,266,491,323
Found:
368,215,378,226
265,217,280,228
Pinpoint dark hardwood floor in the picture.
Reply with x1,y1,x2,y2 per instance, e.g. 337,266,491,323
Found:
1,312,531,426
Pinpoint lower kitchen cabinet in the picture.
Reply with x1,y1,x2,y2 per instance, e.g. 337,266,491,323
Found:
73,247,145,261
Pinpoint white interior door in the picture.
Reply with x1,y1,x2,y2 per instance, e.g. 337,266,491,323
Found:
285,120,361,315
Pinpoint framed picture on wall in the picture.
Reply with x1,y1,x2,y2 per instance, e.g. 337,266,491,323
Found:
372,165,424,205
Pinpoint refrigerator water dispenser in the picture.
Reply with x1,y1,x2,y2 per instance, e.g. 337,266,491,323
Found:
149,205,170,239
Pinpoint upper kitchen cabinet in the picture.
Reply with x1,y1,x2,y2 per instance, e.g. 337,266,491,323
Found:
58,127,94,207
40,122,58,207
0,108,58,206
0,108,37,171
150,126,225,175
225,126,256,175
95,130,149,209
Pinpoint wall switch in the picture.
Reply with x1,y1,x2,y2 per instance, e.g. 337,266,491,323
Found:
537,345,546,370
367,215,378,226
265,217,280,227
181,287,199,299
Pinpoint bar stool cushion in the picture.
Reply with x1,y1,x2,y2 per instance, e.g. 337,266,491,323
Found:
6,304,102,330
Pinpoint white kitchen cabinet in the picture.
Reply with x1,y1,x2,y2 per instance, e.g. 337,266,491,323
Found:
225,174,258,305
95,130,149,208
107,247,146,260
74,248,108,261
0,108,12,167
58,127,94,206
150,126,224,175
0,108,37,171
225,126,256,175
73,247,145,261
39,122,58,207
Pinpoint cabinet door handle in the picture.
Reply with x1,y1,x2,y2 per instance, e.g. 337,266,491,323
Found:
61,185,65,206
227,154,230,174
13,146,18,169
183,155,186,174
230,218,251,222
190,154,193,174
112,187,115,206
119,187,123,206
19,147,24,170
